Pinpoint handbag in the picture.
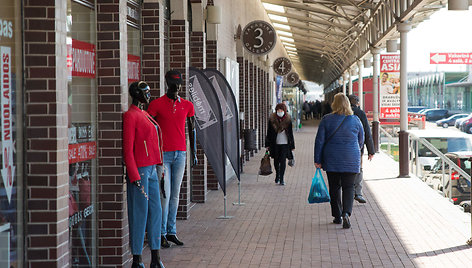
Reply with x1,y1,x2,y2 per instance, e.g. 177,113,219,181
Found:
308,168,330,204
259,149,273,176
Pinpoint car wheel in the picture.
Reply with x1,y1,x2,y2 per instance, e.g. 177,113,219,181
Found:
443,123,448,128
468,126,472,134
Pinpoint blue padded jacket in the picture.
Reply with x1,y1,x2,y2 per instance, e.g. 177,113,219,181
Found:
314,113,364,173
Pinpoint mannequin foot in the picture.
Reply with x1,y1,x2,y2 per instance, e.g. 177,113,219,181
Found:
166,234,184,246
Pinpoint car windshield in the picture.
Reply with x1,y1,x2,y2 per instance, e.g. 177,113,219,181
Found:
418,137,472,156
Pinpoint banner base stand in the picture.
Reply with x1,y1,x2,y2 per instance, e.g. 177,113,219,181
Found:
217,194,233,219
232,181,245,206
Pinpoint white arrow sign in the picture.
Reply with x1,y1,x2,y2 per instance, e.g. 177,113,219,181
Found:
431,53,446,63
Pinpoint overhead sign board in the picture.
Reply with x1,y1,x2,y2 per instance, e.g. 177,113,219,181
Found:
380,54,400,119
273,57,292,76
286,72,299,85
242,20,276,56
430,52,472,64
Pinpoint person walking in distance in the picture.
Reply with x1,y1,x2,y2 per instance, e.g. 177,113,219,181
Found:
147,70,197,248
265,103,295,186
348,95,375,203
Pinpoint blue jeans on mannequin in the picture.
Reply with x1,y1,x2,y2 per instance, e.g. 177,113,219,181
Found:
127,165,162,255
160,151,186,236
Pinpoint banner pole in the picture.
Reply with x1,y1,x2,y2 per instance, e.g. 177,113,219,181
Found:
217,194,234,219
232,180,245,206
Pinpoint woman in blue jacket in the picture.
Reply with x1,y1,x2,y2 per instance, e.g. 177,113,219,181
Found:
314,93,364,229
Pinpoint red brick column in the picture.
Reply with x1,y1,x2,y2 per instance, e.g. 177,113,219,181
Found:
190,31,207,202
206,39,219,189
96,1,129,266
24,2,70,267
169,19,192,219
142,2,162,96
237,57,245,165
258,67,263,150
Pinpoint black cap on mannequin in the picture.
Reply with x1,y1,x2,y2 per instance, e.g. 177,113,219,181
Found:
129,81,151,105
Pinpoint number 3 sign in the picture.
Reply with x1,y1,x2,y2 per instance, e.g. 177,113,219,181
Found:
273,57,292,76
242,20,276,55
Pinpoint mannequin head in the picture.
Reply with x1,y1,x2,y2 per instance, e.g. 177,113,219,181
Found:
165,70,183,100
129,81,151,105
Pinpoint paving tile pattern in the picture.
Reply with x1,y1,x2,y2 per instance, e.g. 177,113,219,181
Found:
143,120,472,267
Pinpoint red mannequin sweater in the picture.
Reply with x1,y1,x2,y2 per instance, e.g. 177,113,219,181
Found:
123,105,163,182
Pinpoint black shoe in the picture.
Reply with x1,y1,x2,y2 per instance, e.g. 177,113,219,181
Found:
150,261,165,268
280,181,286,186
332,217,342,224
166,234,184,246
354,195,367,203
131,262,145,268
342,213,351,229
161,235,170,248
275,177,279,183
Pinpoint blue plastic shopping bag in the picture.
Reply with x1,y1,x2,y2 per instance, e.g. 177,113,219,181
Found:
308,168,330,204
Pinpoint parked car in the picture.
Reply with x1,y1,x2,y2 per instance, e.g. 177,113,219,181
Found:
461,117,472,133
436,113,469,128
423,152,471,205
460,200,471,212
409,129,472,172
455,114,472,128
420,108,449,121
408,106,427,113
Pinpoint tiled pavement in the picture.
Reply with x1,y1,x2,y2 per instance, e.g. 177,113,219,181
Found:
145,120,472,267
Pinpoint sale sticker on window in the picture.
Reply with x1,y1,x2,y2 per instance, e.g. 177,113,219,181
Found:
1,46,15,204
69,142,97,164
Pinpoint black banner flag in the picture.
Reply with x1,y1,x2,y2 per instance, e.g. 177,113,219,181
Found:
203,69,241,181
188,67,226,194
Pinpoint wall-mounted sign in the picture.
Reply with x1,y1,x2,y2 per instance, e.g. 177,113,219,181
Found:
273,57,291,76
380,54,400,119
430,52,472,64
286,72,299,85
242,20,276,56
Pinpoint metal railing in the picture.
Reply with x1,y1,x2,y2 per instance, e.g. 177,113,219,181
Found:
379,125,397,159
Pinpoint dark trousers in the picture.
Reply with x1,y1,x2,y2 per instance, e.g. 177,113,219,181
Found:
326,172,357,218
273,144,290,183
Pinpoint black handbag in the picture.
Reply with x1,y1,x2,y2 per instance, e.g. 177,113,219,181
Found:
259,150,273,176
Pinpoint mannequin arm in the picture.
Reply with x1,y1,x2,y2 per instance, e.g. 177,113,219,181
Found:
187,116,198,167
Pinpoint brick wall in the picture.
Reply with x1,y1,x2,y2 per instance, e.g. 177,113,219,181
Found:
244,60,250,160
237,57,245,165
258,67,263,150
249,62,255,157
190,31,207,203
206,39,219,190
96,0,129,266
142,2,161,96
24,1,70,267
169,19,192,219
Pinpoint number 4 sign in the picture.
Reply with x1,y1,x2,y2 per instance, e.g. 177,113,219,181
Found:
273,57,292,76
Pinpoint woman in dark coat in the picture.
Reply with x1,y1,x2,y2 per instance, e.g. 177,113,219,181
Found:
265,103,295,185
314,93,364,229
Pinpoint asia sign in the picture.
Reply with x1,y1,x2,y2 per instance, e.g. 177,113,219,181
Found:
273,57,291,76
430,52,472,64
1,46,15,204
242,20,276,55
380,54,400,119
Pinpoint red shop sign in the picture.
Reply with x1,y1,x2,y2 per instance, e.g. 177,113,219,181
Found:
71,39,96,78
69,141,97,163
128,54,141,83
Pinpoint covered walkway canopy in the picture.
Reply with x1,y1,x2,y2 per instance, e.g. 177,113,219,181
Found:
262,0,445,86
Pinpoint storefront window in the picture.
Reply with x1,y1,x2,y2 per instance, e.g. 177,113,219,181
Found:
0,1,23,267
67,1,97,267
127,1,141,84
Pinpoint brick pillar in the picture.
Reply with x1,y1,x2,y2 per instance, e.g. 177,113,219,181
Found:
237,57,245,165
249,62,255,157
206,39,219,190
258,67,263,150
96,0,130,266
169,18,192,219
24,2,70,267
245,60,251,160
142,2,162,96
190,31,207,202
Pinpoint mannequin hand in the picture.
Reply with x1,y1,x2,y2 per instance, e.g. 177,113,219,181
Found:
192,154,198,167
133,180,141,187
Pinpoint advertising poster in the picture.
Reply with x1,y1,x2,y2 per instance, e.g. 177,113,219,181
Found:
380,54,400,119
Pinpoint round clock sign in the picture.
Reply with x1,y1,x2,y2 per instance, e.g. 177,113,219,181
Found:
273,57,292,76
286,72,299,85
242,20,276,55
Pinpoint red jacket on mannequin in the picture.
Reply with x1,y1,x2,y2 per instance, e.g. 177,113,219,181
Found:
123,105,163,182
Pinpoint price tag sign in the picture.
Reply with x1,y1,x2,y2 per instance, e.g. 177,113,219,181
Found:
286,72,299,85
242,20,276,55
273,57,291,76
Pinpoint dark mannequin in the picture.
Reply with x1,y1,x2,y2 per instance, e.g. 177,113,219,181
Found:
166,83,198,167
128,81,165,268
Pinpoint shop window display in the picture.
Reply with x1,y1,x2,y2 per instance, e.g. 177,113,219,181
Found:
67,1,97,267
0,1,23,267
